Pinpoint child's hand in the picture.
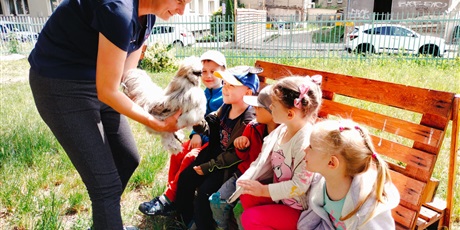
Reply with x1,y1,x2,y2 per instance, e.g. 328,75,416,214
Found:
234,136,250,150
186,148,200,158
237,179,269,197
193,166,204,175
189,134,202,150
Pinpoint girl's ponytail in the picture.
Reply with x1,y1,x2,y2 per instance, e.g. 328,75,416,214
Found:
341,124,392,223
373,153,391,203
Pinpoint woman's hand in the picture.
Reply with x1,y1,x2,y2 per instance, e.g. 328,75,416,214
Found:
188,134,202,149
234,136,250,150
148,109,182,132
237,179,270,197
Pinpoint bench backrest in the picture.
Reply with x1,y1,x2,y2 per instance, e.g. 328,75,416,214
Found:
255,60,458,229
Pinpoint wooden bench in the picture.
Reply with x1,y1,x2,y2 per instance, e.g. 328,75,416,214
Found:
254,60,459,230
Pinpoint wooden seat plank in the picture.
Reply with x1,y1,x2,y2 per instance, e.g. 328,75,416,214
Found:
371,137,436,182
321,100,444,147
393,205,417,228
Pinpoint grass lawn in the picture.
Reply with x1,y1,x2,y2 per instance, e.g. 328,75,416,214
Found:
0,56,459,229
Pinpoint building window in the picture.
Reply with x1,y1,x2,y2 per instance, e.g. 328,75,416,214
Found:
8,0,15,14
327,0,332,3
8,0,29,15
198,0,203,15
189,0,195,13
209,1,215,13
337,0,343,3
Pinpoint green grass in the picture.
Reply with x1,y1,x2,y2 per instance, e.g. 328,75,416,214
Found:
0,57,459,229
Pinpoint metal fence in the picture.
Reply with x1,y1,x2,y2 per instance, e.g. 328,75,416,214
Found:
1,12,459,62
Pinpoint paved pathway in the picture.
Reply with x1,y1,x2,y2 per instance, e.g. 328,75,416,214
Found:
0,54,26,61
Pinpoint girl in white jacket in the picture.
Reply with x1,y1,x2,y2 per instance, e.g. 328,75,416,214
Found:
229,75,323,230
299,119,400,230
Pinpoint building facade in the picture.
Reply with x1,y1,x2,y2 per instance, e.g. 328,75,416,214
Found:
239,0,316,21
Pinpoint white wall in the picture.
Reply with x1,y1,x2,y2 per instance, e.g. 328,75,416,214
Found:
28,0,52,17
235,8,266,44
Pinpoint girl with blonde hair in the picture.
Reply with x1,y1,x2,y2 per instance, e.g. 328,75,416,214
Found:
299,119,400,229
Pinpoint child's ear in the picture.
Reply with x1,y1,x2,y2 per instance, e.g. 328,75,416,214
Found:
287,109,294,119
328,155,340,169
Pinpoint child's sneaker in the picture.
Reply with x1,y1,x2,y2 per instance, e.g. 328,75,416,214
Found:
233,202,244,230
209,192,232,230
138,195,175,216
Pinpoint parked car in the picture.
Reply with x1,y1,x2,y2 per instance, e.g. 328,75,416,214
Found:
0,20,39,42
345,24,446,57
149,25,195,47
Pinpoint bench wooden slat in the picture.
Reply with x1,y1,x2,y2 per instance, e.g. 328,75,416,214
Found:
424,197,447,214
420,179,440,204
256,60,454,118
410,114,451,158
393,205,417,229
371,136,436,182
390,170,426,210
416,217,432,230
321,100,444,148
416,204,445,230
396,223,409,230
419,206,442,222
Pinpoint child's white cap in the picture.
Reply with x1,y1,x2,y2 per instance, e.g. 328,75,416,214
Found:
243,85,272,113
200,50,226,68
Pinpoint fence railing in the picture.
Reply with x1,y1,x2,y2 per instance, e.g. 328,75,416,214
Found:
1,12,459,62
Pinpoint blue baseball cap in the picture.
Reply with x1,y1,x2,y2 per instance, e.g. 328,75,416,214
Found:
214,66,262,93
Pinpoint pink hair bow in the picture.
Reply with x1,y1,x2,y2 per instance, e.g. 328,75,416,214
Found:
294,84,309,109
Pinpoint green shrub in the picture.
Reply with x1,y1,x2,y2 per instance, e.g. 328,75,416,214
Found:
313,25,345,43
196,34,215,42
196,30,233,43
218,30,233,42
210,8,223,36
139,42,178,72
210,8,234,40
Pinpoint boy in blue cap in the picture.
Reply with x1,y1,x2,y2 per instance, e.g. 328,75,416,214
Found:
174,66,261,229
138,50,226,217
